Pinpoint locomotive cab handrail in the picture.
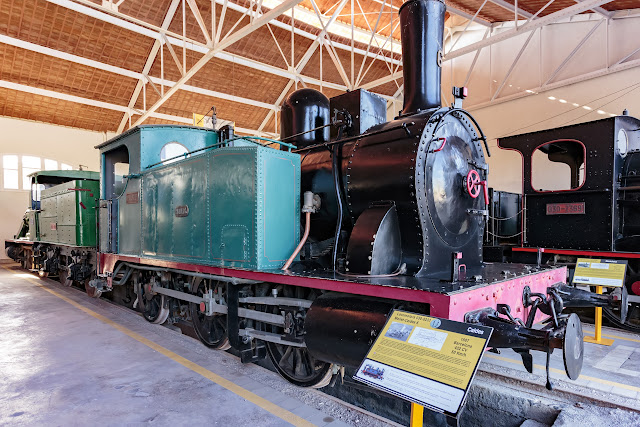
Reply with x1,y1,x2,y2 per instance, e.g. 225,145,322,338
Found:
429,107,491,157
144,136,298,170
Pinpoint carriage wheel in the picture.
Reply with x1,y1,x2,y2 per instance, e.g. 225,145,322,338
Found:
137,282,169,324
189,277,230,350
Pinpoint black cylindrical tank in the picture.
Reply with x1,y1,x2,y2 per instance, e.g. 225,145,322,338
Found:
305,293,395,367
400,0,445,115
280,88,330,149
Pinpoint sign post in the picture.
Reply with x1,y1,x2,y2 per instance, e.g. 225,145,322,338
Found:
354,310,492,426
573,258,627,346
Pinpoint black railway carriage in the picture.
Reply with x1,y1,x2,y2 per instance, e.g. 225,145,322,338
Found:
493,113,640,330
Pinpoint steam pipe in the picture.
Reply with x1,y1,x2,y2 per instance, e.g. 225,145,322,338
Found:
283,212,311,270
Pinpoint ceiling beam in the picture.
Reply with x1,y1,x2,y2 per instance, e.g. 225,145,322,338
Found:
447,0,615,60
571,0,613,18
44,0,394,98
467,56,640,111
0,35,276,111
117,0,181,133
47,0,402,62
446,5,492,27
132,0,305,126
488,0,533,19
0,79,265,135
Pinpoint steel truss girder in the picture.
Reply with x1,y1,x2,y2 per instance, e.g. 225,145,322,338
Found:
448,0,616,60
468,57,640,111
132,0,305,126
0,36,275,112
42,0,396,133
0,79,267,135
364,2,618,92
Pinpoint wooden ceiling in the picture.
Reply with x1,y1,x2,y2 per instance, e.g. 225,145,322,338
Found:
0,0,638,135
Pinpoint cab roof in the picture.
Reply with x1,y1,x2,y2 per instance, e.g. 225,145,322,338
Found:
28,170,100,184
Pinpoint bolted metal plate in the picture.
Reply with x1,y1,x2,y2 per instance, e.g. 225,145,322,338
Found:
563,313,584,380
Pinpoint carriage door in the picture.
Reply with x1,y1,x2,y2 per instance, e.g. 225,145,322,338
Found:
100,145,130,253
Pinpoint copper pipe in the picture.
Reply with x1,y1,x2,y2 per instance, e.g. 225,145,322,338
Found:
282,211,311,270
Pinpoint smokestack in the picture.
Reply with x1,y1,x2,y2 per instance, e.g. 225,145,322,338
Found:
399,0,445,116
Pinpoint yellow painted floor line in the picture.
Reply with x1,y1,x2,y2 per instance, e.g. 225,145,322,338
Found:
484,353,640,393
1,266,313,427
602,333,640,344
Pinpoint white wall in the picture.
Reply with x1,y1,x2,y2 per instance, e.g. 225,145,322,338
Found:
470,66,640,193
0,116,113,259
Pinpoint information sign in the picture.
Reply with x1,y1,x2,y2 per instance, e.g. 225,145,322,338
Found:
193,113,215,129
573,258,627,287
354,310,492,417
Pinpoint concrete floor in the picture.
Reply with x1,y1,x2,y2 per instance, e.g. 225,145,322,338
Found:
2,259,640,427
0,262,392,427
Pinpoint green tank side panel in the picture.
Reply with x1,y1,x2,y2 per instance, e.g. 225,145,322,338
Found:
141,156,209,261
170,157,209,260
209,146,301,270
75,179,100,247
257,149,301,268
137,140,300,270
37,180,98,246
210,149,257,267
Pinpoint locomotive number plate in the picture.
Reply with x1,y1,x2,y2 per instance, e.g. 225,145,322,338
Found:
175,205,189,217
126,192,139,204
546,202,585,215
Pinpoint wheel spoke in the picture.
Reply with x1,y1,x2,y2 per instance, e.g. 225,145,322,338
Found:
190,279,228,349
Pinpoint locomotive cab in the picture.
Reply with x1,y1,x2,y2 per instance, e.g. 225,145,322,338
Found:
499,114,640,252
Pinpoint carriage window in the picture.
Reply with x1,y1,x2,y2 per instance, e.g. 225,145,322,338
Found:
160,142,189,165
531,140,585,191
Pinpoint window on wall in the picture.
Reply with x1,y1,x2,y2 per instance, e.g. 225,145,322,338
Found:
1,155,76,190
44,159,58,170
3,155,19,189
22,156,41,190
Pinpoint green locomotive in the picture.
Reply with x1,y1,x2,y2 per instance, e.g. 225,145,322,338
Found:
5,170,100,286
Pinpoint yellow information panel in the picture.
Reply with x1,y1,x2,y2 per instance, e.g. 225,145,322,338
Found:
573,258,627,287
193,113,215,128
354,310,492,416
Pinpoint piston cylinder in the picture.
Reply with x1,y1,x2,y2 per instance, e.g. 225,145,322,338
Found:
305,293,395,367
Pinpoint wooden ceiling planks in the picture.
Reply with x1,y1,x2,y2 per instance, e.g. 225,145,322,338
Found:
0,86,123,132
156,88,272,129
0,0,155,71
0,43,137,106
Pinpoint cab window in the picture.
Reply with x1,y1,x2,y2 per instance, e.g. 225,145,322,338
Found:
531,140,585,191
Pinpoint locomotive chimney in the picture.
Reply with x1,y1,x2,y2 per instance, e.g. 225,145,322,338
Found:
399,0,445,115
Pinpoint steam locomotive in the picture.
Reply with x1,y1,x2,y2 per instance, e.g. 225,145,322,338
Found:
486,112,640,331
6,0,615,391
